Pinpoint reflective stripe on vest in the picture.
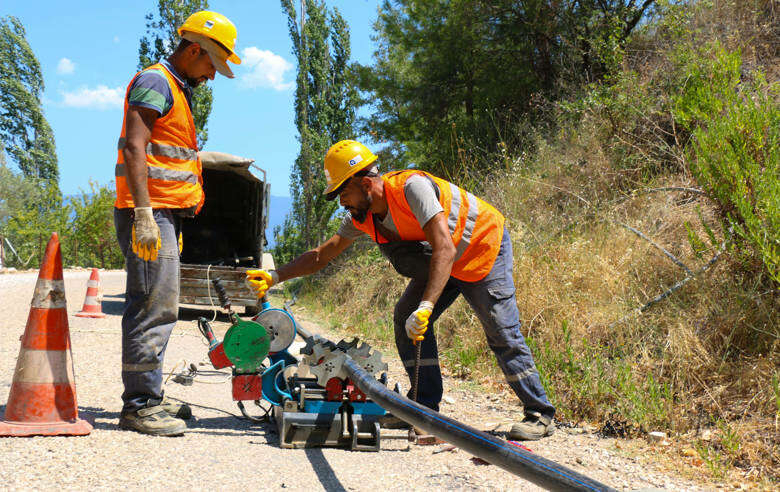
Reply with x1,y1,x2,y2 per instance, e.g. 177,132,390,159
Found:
114,63,203,212
351,170,505,282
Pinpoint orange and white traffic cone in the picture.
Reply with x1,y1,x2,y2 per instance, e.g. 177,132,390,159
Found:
0,232,92,436
75,268,105,318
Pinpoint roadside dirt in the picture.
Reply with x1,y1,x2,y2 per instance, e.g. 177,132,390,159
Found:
0,270,715,490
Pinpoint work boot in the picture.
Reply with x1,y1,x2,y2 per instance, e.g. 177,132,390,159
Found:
507,412,555,441
119,403,187,436
161,398,192,420
378,413,411,429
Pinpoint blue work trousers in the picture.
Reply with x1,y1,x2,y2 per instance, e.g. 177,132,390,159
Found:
390,228,555,420
114,208,181,413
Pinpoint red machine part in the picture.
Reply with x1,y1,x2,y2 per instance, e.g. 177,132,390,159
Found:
232,373,263,401
208,342,232,369
345,379,366,402
326,378,367,402
325,378,343,401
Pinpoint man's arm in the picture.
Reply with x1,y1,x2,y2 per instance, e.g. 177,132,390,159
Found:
122,106,158,207
277,233,354,281
420,212,456,306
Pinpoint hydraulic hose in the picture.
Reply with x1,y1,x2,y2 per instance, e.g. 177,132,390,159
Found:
343,357,617,492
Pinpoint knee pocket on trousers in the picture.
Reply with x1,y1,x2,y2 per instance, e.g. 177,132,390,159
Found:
486,285,519,330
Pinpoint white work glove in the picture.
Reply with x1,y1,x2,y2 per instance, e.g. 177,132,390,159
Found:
246,269,279,298
131,207,161,262
405,301,434,343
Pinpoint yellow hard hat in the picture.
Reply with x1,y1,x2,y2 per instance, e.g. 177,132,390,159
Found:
323,140,378,200
178,11,241,72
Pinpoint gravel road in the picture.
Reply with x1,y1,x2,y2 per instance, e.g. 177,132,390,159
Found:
0,270,709,491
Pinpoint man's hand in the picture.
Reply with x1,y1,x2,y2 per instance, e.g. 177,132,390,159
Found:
405,301,434,343
131,207,161,261
246,269,279,298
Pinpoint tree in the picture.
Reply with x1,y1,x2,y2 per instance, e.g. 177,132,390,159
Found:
68,181,124,269
357,1,658,178
138,0,213,148
275,0,358,259
0,16,58,181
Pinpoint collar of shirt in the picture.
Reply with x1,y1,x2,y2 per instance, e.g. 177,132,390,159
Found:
160,58,193,106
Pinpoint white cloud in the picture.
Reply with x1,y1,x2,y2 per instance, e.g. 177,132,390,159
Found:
56,58,75,75
113,36,120,43
60,85,124,110
240,47,294,91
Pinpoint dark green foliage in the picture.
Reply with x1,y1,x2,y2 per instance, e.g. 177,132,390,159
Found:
357,0,657,178
138,0,213,148
68,181,124,269
274,0,358,258
0,16,58,181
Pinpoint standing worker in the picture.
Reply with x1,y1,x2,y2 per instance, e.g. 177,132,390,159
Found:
247,140,556,440
113,11,241,436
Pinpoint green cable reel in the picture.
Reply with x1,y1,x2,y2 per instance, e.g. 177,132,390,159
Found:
222,314,271,372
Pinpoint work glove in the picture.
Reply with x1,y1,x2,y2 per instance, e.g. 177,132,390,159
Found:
405,301,434,343
246,269,279,299
131,207,161,262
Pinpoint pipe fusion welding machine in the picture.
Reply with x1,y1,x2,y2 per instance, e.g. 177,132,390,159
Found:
197,278,390,451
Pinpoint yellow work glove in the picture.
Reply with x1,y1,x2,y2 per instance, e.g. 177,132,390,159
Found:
405,301,434,343
131,207,161,262
246,269,279,299
178,231,183,254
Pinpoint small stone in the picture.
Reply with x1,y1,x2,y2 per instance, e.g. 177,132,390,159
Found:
443,396,455,404
701,429,713,441
647,431,667,442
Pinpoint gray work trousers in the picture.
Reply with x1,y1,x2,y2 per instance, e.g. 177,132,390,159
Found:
385,227,555,419
114,208,181,413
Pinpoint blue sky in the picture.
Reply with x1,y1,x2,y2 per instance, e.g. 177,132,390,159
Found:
3,0,382,198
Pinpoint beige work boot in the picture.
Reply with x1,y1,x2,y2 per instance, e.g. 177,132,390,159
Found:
161,397,192,420
507,412,555,441
119,404,187,436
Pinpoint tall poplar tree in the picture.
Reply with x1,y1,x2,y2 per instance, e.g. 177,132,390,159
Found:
275,0,358,261
138,0,213,149
0,16,58,181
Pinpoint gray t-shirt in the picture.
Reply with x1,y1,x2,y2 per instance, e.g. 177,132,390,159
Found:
337,174,444,240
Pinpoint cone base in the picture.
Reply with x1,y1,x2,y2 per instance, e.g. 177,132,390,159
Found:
0,418,92,437
74,311,105,318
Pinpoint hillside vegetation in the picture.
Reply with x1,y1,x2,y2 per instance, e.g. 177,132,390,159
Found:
286,0,779,485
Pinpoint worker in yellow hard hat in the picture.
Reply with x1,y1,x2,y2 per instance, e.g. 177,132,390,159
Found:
113,11,241,436
248,140,557,441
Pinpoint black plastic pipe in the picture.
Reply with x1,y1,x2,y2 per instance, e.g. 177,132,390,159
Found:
343,357,618,492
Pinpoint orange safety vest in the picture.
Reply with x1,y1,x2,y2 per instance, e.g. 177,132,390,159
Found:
114,63,204,213
351,170,505,282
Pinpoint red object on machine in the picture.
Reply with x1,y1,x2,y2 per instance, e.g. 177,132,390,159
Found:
208,342,232,369
325,378,343,401
345,379,367,402
0,233,92,437
232,373,263,401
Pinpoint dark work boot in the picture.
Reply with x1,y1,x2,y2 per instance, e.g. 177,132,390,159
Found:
507,411,555,441
119,403,187,436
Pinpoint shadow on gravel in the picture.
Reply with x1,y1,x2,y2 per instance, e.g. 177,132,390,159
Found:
77,406,121,430
305,448,347,492
186,415,274,438
100,299,125,316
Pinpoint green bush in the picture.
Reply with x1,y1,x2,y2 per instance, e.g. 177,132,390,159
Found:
672,43,779,284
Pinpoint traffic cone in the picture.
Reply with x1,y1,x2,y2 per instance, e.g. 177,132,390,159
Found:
0,232,92,436
75,268,105,318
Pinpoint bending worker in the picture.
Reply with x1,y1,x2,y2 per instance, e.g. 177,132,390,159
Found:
248,140,556,440
113,11,241,436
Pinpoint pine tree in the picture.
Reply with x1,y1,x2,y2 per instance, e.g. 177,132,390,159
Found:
275,0,358,261
0,16,58,181
138,0,213,149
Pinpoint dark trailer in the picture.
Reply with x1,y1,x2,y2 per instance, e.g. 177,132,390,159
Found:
179,151,270,314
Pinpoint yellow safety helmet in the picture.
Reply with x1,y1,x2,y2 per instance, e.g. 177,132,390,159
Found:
178,11,241,77
323,140,378,200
